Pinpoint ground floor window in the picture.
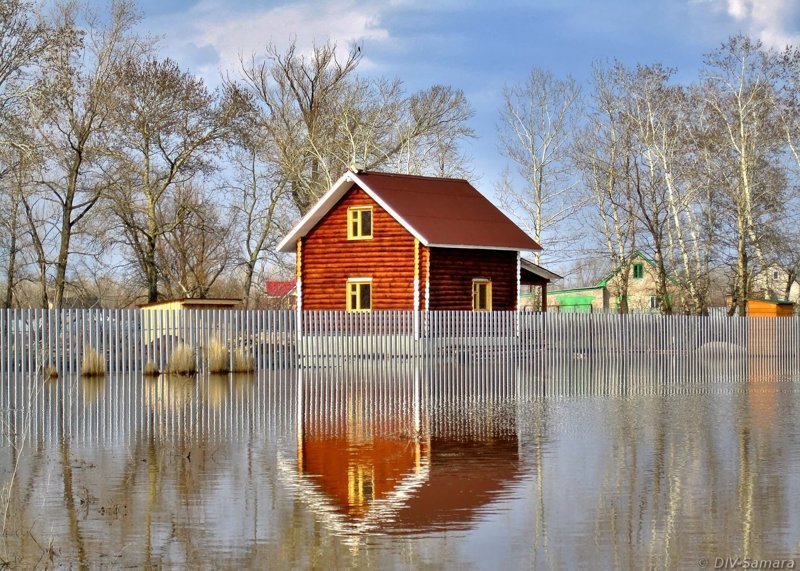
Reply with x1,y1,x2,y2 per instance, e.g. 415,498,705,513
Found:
347,279,372,311
472,279,492,311
649,296,659,310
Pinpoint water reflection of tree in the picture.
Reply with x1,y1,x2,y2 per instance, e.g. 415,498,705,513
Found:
583,380,797,568
3,364,800,567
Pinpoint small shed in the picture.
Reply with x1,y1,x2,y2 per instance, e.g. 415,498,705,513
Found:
138,298,241,344
746,299,795,317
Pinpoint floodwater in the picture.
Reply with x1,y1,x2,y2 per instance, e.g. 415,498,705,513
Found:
1,355,800,569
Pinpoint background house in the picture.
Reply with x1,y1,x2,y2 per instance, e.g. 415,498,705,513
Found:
547,251,677,313
278,169,559,312
750,265,800,304
264,279,297,309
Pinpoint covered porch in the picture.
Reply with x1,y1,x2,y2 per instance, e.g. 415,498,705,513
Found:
519,259,562,312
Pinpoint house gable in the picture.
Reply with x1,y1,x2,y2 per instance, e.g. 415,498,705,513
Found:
278,170,541,253
300,186,417,311
600,252,679,311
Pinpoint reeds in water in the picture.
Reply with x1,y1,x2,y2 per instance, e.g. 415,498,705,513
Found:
143,361,160,377
207,338,230,373
232,348,255,373
166,344,197,375
80,346,105,377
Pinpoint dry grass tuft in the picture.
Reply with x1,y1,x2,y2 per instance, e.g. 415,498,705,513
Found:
207,338,230,373
43,366,59,379
143,361,160,377
232,348,255,373
80,346,106,377
167,344,197,375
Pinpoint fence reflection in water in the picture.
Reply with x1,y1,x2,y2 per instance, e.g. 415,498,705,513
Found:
1,344,799,568
3,347,795,448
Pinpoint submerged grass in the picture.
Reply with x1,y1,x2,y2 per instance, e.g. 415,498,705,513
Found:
143,361,160,377
80,347,105,377
166,344,197,375
207,338,230,373
232,348,255,373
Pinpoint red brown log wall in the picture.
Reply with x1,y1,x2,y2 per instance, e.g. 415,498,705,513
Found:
301,185,416,310
428,248,517,311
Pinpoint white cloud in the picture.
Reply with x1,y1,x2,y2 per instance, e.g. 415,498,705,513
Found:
147,0,390,85
722,0,800,48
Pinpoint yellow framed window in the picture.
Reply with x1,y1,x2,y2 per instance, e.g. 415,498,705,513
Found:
347,206,373,240
472,279,492,311
347,279,372,311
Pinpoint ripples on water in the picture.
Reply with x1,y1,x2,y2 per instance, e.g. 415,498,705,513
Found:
1,354,800,569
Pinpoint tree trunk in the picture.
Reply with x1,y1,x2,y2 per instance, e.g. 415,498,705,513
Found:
736,229,748,317
3,218,17,308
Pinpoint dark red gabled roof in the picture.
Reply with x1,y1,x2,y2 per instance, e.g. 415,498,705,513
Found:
277,170,541,252
356,172,541,251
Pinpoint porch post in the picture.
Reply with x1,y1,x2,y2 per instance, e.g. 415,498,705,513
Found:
541,282,548,312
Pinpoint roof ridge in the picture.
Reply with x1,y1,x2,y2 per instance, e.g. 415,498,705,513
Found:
360,170,469,184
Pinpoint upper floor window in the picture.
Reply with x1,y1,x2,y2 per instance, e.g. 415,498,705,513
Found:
348,206,373,240
347,278,372,312
633,263,644,279
472,279,492,311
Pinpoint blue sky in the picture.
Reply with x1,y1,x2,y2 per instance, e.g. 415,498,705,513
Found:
130,0,800,190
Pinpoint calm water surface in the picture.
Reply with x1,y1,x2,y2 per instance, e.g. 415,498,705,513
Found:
2,356,800,569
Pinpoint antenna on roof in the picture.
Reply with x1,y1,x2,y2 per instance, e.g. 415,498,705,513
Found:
349,162,365,173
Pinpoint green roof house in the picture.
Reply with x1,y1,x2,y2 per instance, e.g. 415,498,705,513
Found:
547,251,677,313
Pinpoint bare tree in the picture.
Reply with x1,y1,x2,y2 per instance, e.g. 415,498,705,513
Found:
576,65,640,313
497,68,583,263
611,63,682,313
701,35,784,315
105,56,243,302
238,40,474,214
223,128,294,308
157,183,235,299
28,0,146,307
0,147,31,307
0,0,51,154
669,89,726,315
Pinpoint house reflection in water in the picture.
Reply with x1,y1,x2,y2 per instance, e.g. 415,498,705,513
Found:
290,365,522,536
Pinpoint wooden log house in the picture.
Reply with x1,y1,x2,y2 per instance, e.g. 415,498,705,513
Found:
277,169,554,312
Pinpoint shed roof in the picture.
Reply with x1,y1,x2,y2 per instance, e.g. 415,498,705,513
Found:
265,279,297,297
277,170,541,253
137,297,241,309
520,258,563,283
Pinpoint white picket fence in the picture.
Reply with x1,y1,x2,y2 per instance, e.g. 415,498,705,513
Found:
1,308,799,375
